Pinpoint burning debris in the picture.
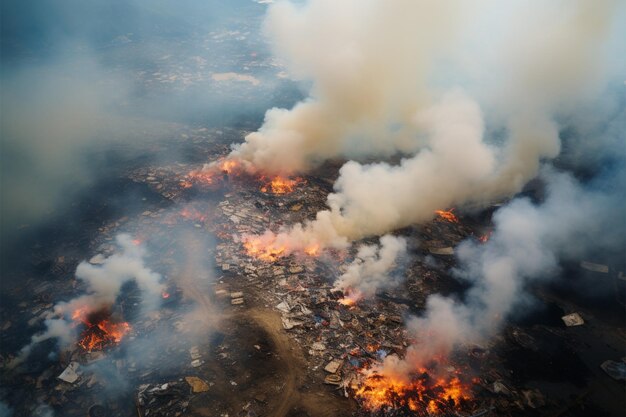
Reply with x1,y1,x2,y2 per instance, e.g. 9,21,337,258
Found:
333,235,407,303
352,365,473,416
2,1,625,417
434,209,459,224
259,175,305,195
72,308,131,353
10,235,162,368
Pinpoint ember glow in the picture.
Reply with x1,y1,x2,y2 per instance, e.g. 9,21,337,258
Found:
242,232,323,262
303,243,320,256
434,209,459,223
179,180,193,189
260,176,305,195
185,158,248,187
478,232,492,243
354,368,472,415
187,169,217,185
219,159,241,174
243,236,287,262
72,308,131,352
180,206,208,222
338,289,362,306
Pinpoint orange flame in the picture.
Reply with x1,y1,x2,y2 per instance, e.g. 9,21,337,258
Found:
478,232,492,243
219,159,240,174
161,290,170,299
185,158,247,186
180,206,207,222
354,370,471,415
260,176,305,195
72,308,131,352
187,169,216,185
338,289,362,306
242,234,322,261
434,209,459,223
304,243,320,256
243,236,287,262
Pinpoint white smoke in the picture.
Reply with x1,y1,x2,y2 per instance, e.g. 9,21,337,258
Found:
236,0,620,251
334,234,407,300
231,0,466,173
10,234,163,367
373,167,622,375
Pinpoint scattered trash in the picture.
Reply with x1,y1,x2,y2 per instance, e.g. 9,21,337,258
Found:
324,359,343,374
522,389,545,409
185,376,210,393
580,261,609,273
562,312,585,327
600,360,626,381
324,374,342,386
57,362,80,384
429,247,455,255
137,380,191,417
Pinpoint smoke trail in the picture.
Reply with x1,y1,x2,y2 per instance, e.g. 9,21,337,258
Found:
235,0,620,252
9,234,163,367
230,0,466,173
373,167,624,375
334,234,407,302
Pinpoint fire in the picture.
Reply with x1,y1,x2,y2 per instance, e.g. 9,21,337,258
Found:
478,231,492,243
72,308,131,352
187,169,216,185
304,243,320,256
260,176,305,194
353,369,471,415
179,180,193,189
185,158,247,186
338,289,362,306
219,159,240,174
242,234,323,262
180,206,208,222
434,209,459,223
161,290,170,299
243,236,287,262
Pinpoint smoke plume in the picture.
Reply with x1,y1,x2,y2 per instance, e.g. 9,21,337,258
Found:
230,0,465,173
10,234,163,367
373,167,624,376
235,0,621,251
334,235,407,301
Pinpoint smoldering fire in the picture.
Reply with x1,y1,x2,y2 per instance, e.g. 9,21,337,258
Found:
3,1,625,416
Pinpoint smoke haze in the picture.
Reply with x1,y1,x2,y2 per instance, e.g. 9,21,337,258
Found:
234,0,623,250
373,167,625,377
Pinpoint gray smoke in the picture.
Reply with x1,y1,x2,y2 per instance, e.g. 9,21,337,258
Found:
10,234,163,367
235,0,621,252
333,234,407,302
372,167,624,376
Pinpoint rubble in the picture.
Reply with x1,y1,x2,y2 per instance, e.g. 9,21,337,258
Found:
57,362,80,384
580,261,609,273
561,312,585,327
136,380,191,417
429,247,455,255
4,134,624,417
185,376,210,393
600,360,626,381
324,374,342,386
324,359,343,374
